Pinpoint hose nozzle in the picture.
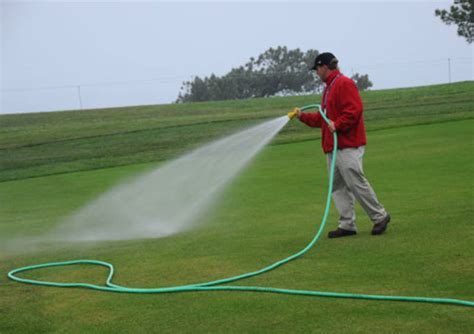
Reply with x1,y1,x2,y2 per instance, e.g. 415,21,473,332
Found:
288,108,300,120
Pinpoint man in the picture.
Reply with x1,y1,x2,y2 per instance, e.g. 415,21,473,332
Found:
294,52,390,238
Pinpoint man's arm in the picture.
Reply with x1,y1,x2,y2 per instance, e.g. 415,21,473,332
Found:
299,111,323,128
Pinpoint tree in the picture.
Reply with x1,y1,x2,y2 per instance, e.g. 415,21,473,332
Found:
176,47,373,102
351,73,373,91
435,0,473,44
176,47,323,103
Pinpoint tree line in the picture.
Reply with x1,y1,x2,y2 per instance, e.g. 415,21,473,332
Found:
176,47,373,103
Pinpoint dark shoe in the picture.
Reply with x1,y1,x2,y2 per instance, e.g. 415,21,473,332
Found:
372,213,391,235
328,228,357,238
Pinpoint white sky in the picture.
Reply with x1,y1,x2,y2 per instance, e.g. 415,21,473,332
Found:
1,0,473,114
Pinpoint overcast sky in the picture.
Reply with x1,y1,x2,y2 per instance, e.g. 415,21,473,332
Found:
1,0,473,114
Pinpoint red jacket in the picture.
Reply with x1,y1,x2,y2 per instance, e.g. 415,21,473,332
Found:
299,70,366,153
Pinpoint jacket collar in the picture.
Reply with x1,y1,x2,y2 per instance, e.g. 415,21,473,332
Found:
324,69,341,85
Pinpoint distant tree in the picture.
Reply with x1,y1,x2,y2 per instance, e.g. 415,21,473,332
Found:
435,0,473,44
176,47,373,102
176,47,323,102
351,73,373,91
248,46,322,96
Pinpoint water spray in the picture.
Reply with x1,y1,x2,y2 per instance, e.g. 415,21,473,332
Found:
6,104,473,308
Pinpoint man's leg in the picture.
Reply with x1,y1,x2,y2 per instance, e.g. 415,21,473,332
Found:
335,147,388,225
327,154,357,232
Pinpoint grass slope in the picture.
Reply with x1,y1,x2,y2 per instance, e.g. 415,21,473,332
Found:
1,81,473,182
0,113,473,332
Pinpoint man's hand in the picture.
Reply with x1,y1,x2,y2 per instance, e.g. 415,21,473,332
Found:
328,120,336,133
288,108,301,120
295,108,301,118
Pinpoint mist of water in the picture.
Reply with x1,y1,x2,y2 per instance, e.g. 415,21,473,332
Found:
44,116,289,243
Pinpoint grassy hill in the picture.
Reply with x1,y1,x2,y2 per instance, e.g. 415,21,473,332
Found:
0,82,473,333
1,81,473,182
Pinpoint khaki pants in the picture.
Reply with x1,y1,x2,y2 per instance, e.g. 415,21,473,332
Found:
327,146,387,231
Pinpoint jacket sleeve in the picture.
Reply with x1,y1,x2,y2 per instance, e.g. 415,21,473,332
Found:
334,79,363,132
299,112,323,128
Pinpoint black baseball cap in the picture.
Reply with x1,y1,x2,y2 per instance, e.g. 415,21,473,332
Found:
310,52,337,70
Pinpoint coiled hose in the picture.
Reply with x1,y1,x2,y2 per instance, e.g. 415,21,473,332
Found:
7,104,474,308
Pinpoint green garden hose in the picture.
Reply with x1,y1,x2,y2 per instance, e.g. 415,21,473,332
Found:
7,104,474,308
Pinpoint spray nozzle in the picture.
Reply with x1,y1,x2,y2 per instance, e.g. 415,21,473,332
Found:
287,108,300,120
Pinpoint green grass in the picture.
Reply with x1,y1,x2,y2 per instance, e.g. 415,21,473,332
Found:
1,81,473,182
1,83,473,333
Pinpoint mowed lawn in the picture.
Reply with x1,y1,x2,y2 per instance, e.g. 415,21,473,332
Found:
2,82,473,182
0,119,473,333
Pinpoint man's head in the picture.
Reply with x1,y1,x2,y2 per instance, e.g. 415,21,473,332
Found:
310,52,339,82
